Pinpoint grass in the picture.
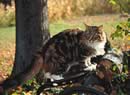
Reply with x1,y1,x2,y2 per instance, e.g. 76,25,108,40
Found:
0,14,126,46
50,20,84,36
0,26,15,49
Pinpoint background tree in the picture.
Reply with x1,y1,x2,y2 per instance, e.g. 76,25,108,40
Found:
11,0,50,76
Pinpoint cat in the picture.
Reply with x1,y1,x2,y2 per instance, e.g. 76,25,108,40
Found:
38,24,107,80
0,24,108,93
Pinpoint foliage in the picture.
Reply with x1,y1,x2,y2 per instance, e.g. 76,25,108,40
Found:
110,17,130,51
111,18,130,39
48,0,119,21
0,0,122,24
0,0,129,25
109,0,130,13
109,0,130,50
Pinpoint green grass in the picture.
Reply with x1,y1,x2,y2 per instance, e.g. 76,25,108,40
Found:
0,21,85,49
0,15,127,50
49,20,84,36
0,26,15,49
0,27,15,41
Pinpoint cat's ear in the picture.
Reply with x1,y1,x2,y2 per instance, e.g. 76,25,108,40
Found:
84,23,89,30
98,25,103,30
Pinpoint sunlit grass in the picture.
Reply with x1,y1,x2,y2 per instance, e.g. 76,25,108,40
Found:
0,15,127,50
50,20,84,36
0,26,15,50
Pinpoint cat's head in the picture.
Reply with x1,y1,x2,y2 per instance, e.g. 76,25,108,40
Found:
83,24,106,43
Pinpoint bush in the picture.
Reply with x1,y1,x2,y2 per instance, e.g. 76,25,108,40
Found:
0,0,121,25
48,0,120,21
111,18,130,50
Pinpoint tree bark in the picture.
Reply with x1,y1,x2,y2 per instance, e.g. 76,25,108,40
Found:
11,0,50,76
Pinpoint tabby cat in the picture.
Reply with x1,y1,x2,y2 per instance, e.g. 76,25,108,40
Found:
0,24,108,93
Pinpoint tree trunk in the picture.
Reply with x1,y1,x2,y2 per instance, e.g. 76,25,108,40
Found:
11,0,50,76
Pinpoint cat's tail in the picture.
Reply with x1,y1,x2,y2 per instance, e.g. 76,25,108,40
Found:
0,52,44,94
